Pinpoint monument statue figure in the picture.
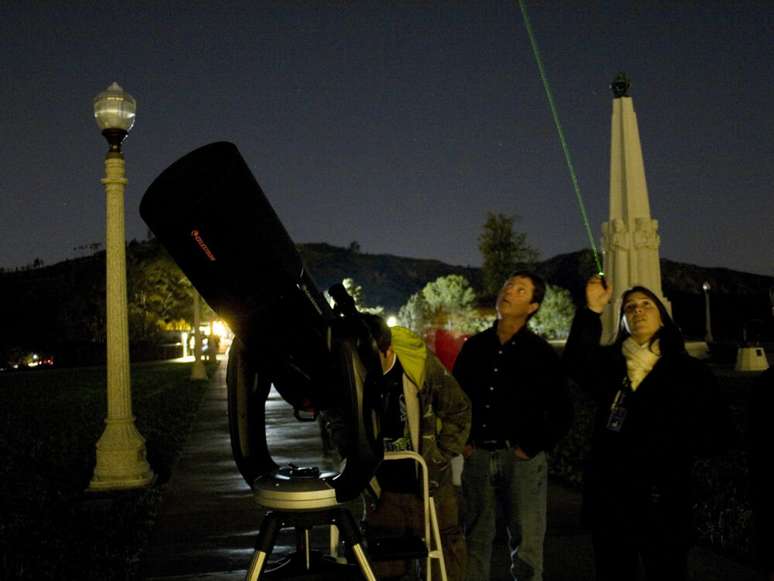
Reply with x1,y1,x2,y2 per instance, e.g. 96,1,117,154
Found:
602,75,671,341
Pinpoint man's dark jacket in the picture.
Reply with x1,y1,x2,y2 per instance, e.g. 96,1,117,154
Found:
452,323,572,459
563,307,732,545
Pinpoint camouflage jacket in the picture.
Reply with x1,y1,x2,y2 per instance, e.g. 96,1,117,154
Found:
390,326,471,489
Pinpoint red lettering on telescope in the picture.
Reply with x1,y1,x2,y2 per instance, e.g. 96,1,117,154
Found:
191,230,217,261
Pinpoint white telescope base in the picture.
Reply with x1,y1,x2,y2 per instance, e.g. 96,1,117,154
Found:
245,465,376,581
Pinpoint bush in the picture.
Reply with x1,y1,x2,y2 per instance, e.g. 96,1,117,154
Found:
398,275,492,335
547,384,595,488
529,284,575,340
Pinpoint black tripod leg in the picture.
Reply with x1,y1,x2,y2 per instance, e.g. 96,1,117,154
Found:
245,512,283,581
333,508,377,581
296,525,312,570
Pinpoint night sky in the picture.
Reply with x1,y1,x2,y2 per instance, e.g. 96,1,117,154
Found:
2,2,773,277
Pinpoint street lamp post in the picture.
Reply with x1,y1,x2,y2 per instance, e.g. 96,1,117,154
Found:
191,291,208,380
702,281,714,344
89,82,154,490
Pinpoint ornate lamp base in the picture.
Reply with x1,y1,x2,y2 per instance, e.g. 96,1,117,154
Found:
88,418,154,490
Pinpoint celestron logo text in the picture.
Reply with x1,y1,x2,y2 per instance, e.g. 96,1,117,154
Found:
191,230,217,261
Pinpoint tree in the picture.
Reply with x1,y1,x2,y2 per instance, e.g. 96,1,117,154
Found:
479,212,539,297
399,275,492,335
398,292,430,334
529,284,576,340
127,247,195,341
341,278,383,315
421,274,477,314
342,278,365,308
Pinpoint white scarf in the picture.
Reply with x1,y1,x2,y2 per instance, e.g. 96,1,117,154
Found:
621,337,661,391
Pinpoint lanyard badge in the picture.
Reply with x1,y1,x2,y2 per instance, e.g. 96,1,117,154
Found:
606,377,631,432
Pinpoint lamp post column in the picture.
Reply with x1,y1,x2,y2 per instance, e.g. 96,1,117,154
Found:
89,83,153,490
191,291,207,380
703,282,714,344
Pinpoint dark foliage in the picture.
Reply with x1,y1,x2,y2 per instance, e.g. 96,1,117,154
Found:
477,212,540,297
0,239,197,368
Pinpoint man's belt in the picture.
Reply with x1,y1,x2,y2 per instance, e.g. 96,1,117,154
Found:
474,439,511,451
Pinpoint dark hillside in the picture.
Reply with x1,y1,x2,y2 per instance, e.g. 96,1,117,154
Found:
0,255,105,359
661,258,773,342
2,242,771,366
298,243,481,309
539,250,774,341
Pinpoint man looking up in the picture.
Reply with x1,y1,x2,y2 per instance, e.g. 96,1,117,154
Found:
453,271,572,581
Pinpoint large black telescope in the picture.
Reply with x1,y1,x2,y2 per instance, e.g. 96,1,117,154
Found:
140,142,383,502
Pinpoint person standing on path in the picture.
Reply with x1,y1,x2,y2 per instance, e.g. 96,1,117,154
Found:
563,276,732,581
453,271,572,581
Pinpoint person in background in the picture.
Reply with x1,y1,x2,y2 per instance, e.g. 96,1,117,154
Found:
563,276,732,581
453,271,572,581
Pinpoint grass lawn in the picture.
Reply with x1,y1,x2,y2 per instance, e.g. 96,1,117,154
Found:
0,360,212,580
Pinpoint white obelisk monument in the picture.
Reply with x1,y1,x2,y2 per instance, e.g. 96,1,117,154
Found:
601,73,670,342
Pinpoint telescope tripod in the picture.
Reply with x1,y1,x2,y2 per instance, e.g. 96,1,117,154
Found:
244,466,377,581
245,505,375,580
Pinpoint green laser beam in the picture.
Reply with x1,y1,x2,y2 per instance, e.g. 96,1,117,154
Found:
517,0,604,277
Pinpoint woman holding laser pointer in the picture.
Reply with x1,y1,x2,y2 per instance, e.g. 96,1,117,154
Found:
563,276,732,581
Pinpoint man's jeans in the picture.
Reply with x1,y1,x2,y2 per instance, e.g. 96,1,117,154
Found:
462,448,547,581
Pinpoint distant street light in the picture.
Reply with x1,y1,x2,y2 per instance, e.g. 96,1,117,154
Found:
702,281,714,344
191,291,208,380
89,82,154,491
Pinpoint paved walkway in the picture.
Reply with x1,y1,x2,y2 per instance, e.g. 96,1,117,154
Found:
139,363,762,581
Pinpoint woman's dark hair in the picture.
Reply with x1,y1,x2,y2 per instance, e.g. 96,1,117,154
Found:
614,285,685,355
